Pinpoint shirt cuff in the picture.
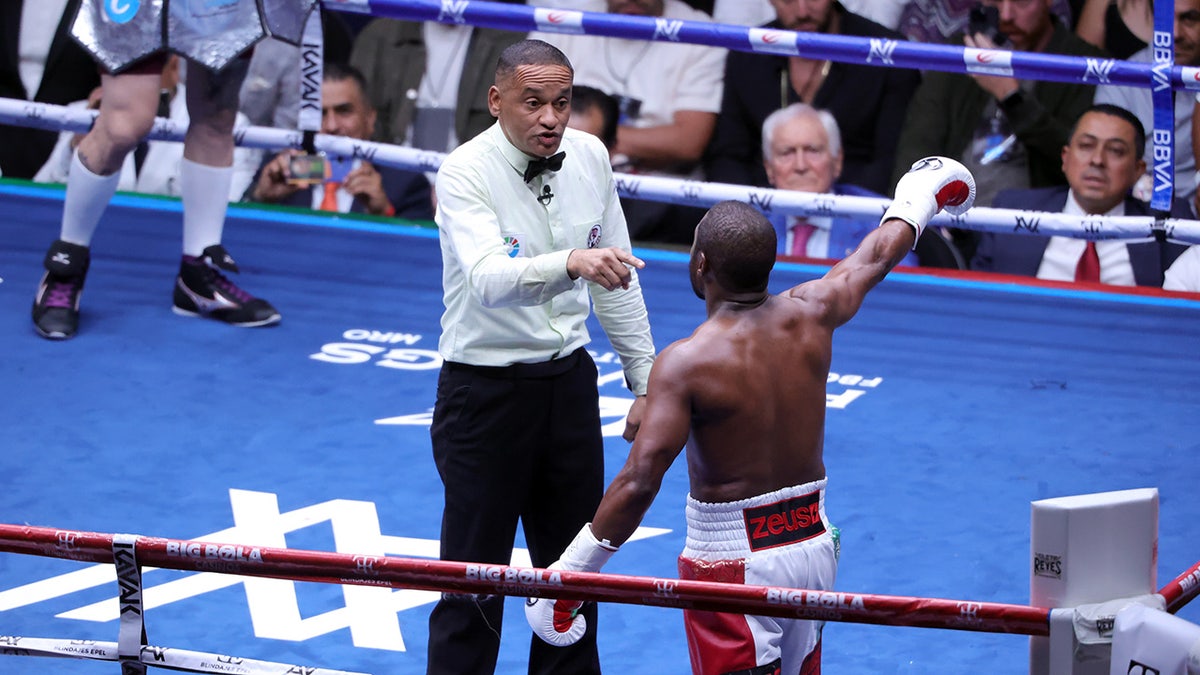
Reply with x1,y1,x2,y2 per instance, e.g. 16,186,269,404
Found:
624,360,653,396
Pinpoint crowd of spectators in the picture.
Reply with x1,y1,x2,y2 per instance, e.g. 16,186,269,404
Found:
3,0,1198,291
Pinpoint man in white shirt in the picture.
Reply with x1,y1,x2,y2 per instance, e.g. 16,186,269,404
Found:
971,104,1188,286
534,0,726,243
34,57,261,201
427,39,655,675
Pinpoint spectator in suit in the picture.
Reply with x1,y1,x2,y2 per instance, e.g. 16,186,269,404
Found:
971,104,1188,287
35,57,260,200
0,0,102,178
761,103,919,266
1093,0,1200,205
247,62,432,220
704,0,920,197
891,0,1105,264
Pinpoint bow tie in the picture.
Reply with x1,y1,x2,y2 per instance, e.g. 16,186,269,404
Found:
523,151,565,183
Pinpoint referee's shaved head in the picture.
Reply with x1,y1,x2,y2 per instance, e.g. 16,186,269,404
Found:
496,39,573,84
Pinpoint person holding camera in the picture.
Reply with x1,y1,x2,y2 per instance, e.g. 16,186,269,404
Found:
889,0,1105,263
247,63,433,220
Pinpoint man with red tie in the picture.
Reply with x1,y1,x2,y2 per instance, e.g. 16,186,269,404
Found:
761,102,919,266
971,103,1189,286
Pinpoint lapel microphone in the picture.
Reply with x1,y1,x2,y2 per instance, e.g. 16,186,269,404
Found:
537,184,554,205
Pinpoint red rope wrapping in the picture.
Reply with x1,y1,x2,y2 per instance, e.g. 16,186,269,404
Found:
1159,559,1200,614
0,524,1053,635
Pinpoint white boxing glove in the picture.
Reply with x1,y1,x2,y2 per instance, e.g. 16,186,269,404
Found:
882,156,976,244
525,524,618,647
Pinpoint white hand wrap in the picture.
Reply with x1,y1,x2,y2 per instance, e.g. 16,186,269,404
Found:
525,524,618,647
882,156,976,245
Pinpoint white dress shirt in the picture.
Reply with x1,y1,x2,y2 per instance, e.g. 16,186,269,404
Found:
1037,191,1137,286
1164,245,1200,292
435,124,655,394
785,215,831,258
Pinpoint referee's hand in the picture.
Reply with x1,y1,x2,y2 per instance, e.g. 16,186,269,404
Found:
567,247,645,291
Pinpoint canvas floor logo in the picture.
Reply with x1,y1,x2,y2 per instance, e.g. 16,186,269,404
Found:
0,490,668,652
310,329,884,432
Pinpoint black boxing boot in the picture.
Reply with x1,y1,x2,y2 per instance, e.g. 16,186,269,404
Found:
32,239,91,340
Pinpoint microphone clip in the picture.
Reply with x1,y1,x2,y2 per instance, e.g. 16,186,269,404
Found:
537,184,554,205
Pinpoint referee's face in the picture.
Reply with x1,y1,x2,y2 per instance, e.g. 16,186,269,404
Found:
490,64,574,158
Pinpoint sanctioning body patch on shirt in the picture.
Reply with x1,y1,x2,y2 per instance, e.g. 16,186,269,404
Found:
503,235,523,258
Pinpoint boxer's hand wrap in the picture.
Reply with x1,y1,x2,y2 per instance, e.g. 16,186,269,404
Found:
525,524,618,647
882,157,976,246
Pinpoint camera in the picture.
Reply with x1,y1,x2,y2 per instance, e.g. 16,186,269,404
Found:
968,5,1009,47
287,153,326,186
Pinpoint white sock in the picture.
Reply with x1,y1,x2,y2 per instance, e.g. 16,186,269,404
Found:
180,158,233,257
60,151,121,247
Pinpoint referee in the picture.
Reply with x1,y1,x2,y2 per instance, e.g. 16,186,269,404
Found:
426,39,656,675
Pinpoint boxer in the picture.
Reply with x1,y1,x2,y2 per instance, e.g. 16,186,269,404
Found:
527,157,976,674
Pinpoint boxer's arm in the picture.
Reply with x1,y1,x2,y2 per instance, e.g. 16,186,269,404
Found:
795,157,975,327
591,344,691,546
526,343,691,647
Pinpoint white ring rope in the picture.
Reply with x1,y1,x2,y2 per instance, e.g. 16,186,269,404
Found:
3,96,1199,246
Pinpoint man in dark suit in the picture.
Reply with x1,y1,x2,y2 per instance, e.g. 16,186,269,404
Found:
761,102,920,265
247,62,432,220
0,0,101,178
703,0,921,195
971,104,1187,287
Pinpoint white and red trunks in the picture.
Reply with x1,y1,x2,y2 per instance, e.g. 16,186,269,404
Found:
678,479,839,675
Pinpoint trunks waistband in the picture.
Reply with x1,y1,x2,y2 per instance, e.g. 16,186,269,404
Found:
684,479,830,557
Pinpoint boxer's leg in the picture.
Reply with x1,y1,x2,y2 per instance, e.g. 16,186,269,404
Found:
33,61,161,339
171,56,280,327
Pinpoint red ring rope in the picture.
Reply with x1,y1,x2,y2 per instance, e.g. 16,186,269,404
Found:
0,524,1050,636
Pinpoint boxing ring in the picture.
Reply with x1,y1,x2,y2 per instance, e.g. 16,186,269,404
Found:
2,1,1200,673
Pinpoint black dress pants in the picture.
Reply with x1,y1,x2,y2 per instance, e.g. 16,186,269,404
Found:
426,348,605,675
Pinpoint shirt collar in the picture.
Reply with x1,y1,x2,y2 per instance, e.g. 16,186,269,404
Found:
489,123,560,181
1064,189,1126,217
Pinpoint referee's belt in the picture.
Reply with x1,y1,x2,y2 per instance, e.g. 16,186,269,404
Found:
443,347,587,379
